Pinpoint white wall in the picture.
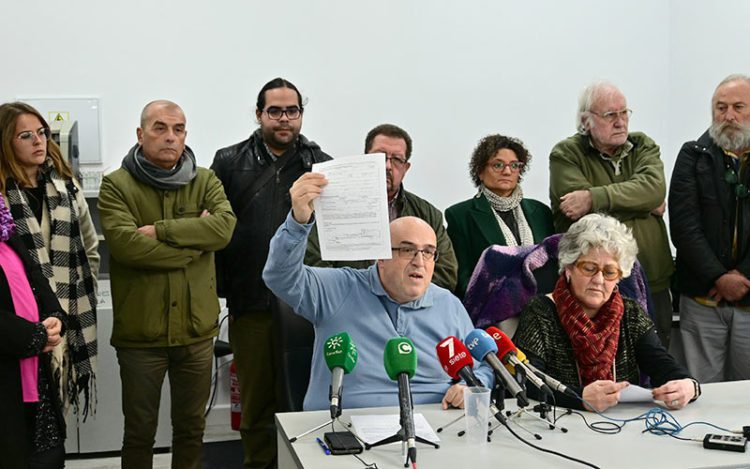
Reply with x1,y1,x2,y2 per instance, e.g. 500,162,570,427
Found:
3,0,750,441
666,0,750,181
4,1,749,208
0,0,686,211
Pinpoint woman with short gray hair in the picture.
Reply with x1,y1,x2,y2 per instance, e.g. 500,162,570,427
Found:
557,213,638,278
515,214,699,412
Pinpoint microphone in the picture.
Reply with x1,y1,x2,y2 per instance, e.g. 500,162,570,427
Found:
486,327,554,399
384,337,418,465
516,348,578,398
464,329,530,407
436,335,510,426
435,336,484,387
323,332,358,419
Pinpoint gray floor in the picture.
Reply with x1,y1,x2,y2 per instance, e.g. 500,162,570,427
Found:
65,439,243,469
66,453,171,468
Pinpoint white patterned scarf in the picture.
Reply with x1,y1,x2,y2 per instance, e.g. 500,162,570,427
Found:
481,184,534,247
6,158,97,419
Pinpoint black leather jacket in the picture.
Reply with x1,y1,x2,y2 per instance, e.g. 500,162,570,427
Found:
211,130,331,315
669,130,750,303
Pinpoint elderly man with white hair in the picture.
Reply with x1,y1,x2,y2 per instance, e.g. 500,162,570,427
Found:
669,74,750,383
548,81,674,349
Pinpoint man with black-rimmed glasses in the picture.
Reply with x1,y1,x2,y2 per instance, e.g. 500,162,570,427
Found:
211,77,330,468
304,123,458,291
263,172,492,411
549,81,674,350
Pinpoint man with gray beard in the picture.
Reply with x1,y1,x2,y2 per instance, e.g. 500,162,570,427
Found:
669,74,750,383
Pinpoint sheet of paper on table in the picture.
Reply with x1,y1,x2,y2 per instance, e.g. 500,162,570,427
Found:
350,413,441,445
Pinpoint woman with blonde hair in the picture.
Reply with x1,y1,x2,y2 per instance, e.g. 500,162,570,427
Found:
0,102,99,420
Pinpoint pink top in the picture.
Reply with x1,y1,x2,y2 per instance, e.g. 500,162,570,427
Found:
0,242,40,402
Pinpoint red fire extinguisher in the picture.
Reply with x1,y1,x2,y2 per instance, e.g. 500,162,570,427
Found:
230,361,241,431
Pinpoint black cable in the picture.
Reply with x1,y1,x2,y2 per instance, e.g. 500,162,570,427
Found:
204,359,233,417
204,314,230,418
502,420,602,469
556,408,624,435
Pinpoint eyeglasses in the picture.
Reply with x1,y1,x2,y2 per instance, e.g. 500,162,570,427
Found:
589,108,633,123
574,261,622,281
16,127,50,142
488,161,525,173
263,106,302,120
725,167,750,198
391,245,439,262
385,154,408,169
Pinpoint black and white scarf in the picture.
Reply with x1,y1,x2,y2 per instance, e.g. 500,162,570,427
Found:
481,184,534,247
6,159,97,418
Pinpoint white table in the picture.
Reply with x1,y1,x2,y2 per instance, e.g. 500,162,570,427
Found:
276,381,750,469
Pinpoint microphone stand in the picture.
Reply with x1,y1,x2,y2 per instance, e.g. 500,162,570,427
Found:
366,421,439,468
288,418,334,443
531,387,555,429
440,371,510,437
485,373,507,441
289,386,345,443
436,413,464,434
504,387,568,436
490,373,506,413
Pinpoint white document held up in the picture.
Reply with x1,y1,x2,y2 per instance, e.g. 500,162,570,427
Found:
350,413,440,445
312,154,392,261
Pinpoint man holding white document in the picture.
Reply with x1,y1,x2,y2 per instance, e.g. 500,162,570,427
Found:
263,171,493,411
304,124,458,291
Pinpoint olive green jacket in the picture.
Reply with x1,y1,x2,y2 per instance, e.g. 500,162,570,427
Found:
304,186,458,291
99,167,236,348
549,132,673,291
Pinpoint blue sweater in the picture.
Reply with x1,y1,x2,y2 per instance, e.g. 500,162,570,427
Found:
263,212,494,411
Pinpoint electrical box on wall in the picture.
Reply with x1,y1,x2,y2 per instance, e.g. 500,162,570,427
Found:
18,97,102,165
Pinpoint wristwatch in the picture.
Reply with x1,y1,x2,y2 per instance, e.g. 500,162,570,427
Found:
689,378,701,402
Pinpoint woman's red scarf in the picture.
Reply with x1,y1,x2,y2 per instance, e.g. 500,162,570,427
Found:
553,274,624,386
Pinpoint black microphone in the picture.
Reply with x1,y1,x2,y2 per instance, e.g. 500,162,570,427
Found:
384,337,418,464
465,329,530,407
487,327,554,400
436,335,510,426
523,355,578,398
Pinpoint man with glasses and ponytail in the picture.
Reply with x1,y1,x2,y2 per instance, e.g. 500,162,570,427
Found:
549,81,674,350
304,123,458,291
669,74,750,383
211,77,330,468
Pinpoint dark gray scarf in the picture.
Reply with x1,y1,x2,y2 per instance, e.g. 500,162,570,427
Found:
121,144,197,190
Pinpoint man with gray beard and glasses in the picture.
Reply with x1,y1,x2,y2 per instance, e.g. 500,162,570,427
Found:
669,74,750,383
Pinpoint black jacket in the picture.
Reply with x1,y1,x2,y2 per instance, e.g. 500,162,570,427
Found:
669,130,750,302
0,235,66,468
211,130,331,315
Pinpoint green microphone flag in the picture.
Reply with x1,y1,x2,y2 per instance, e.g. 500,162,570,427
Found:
384,336,418,380
324,332,358,373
